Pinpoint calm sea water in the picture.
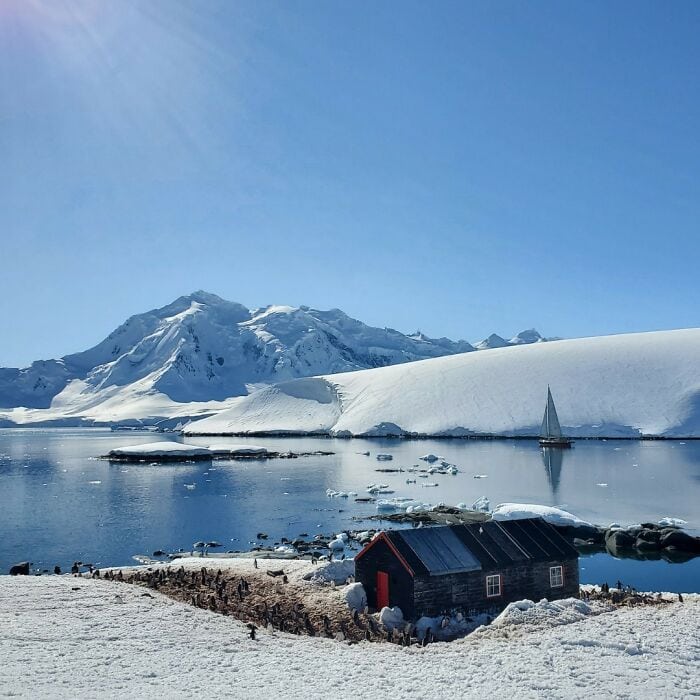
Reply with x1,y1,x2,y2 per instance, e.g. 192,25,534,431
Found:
1,429,699,591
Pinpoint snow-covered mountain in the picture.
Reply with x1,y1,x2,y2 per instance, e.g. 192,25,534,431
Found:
0,291,545,426
184,328,700,438
474,329,550,350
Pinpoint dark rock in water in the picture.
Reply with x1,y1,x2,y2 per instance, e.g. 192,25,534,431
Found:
635,536,661,551
9,562,31,575
560,524,605,544
660,529,700,553
256,533,268,540
662,548,697,564
636,529,661,544
605,529,636,550
640,522,660,530
152,550,167,557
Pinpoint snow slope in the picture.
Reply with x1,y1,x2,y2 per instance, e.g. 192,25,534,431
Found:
0,291,545,426
1,574,697,699
186,328,700,438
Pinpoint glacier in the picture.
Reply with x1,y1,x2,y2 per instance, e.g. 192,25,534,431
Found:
185,328,700,438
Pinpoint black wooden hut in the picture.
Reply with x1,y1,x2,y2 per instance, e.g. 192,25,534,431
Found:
355,518,579,619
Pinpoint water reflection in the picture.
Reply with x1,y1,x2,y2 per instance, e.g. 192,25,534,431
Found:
2,430,700,592
541,447,564,498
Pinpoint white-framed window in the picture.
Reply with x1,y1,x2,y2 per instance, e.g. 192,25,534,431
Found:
550,565,564,588
486,574,502,597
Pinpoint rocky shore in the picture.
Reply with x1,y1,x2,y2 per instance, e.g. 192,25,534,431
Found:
362,505,700,561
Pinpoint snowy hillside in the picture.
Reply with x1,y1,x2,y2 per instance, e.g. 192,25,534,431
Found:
0,291,544,426
185,328,700,438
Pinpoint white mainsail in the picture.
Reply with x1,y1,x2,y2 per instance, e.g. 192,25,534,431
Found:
540,387,563,439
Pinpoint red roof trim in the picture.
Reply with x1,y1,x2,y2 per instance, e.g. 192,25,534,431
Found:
355,532,414,577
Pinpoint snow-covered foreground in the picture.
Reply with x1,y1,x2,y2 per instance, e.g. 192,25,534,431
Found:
186,328,700,438
1,574,698,699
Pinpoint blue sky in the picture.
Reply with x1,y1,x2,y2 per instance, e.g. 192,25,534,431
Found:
2,0,699,367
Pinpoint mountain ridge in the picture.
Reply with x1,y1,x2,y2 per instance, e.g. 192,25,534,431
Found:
0,291,551,425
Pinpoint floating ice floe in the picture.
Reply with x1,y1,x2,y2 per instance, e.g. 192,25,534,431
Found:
471,496,491,512
107,441,273,461
419,454,441,463
428,464,459,475
421,482,439,488
326,489,349,498
366,483,393,494
376,498,428,512
658,517,688,527
473,474,488,479
376,454,393,461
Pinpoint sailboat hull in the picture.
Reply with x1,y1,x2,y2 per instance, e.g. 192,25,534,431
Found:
539,438,573,448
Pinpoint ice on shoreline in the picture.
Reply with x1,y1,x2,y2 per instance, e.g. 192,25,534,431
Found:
492,503,594,529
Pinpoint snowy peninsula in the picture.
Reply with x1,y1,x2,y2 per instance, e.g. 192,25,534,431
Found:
185,328,700,438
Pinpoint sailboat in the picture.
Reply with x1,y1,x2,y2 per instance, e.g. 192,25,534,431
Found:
539,387,573,447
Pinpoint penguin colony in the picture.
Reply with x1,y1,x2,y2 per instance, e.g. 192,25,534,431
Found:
104,566,425,645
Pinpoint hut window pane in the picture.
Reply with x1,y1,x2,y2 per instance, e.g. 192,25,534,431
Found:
550,566,563,588
486,574,501,597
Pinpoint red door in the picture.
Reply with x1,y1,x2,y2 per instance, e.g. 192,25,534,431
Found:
376,571,389,609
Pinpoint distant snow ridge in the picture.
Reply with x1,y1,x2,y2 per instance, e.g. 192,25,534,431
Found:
185,328,700,438
0,291,546,426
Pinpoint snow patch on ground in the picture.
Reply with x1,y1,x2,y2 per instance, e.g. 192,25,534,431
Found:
491,597,599,628
1,576,698,699
492,503,594,528
302,559,355,585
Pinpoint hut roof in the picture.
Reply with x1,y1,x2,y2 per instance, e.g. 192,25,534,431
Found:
376,518,578,577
